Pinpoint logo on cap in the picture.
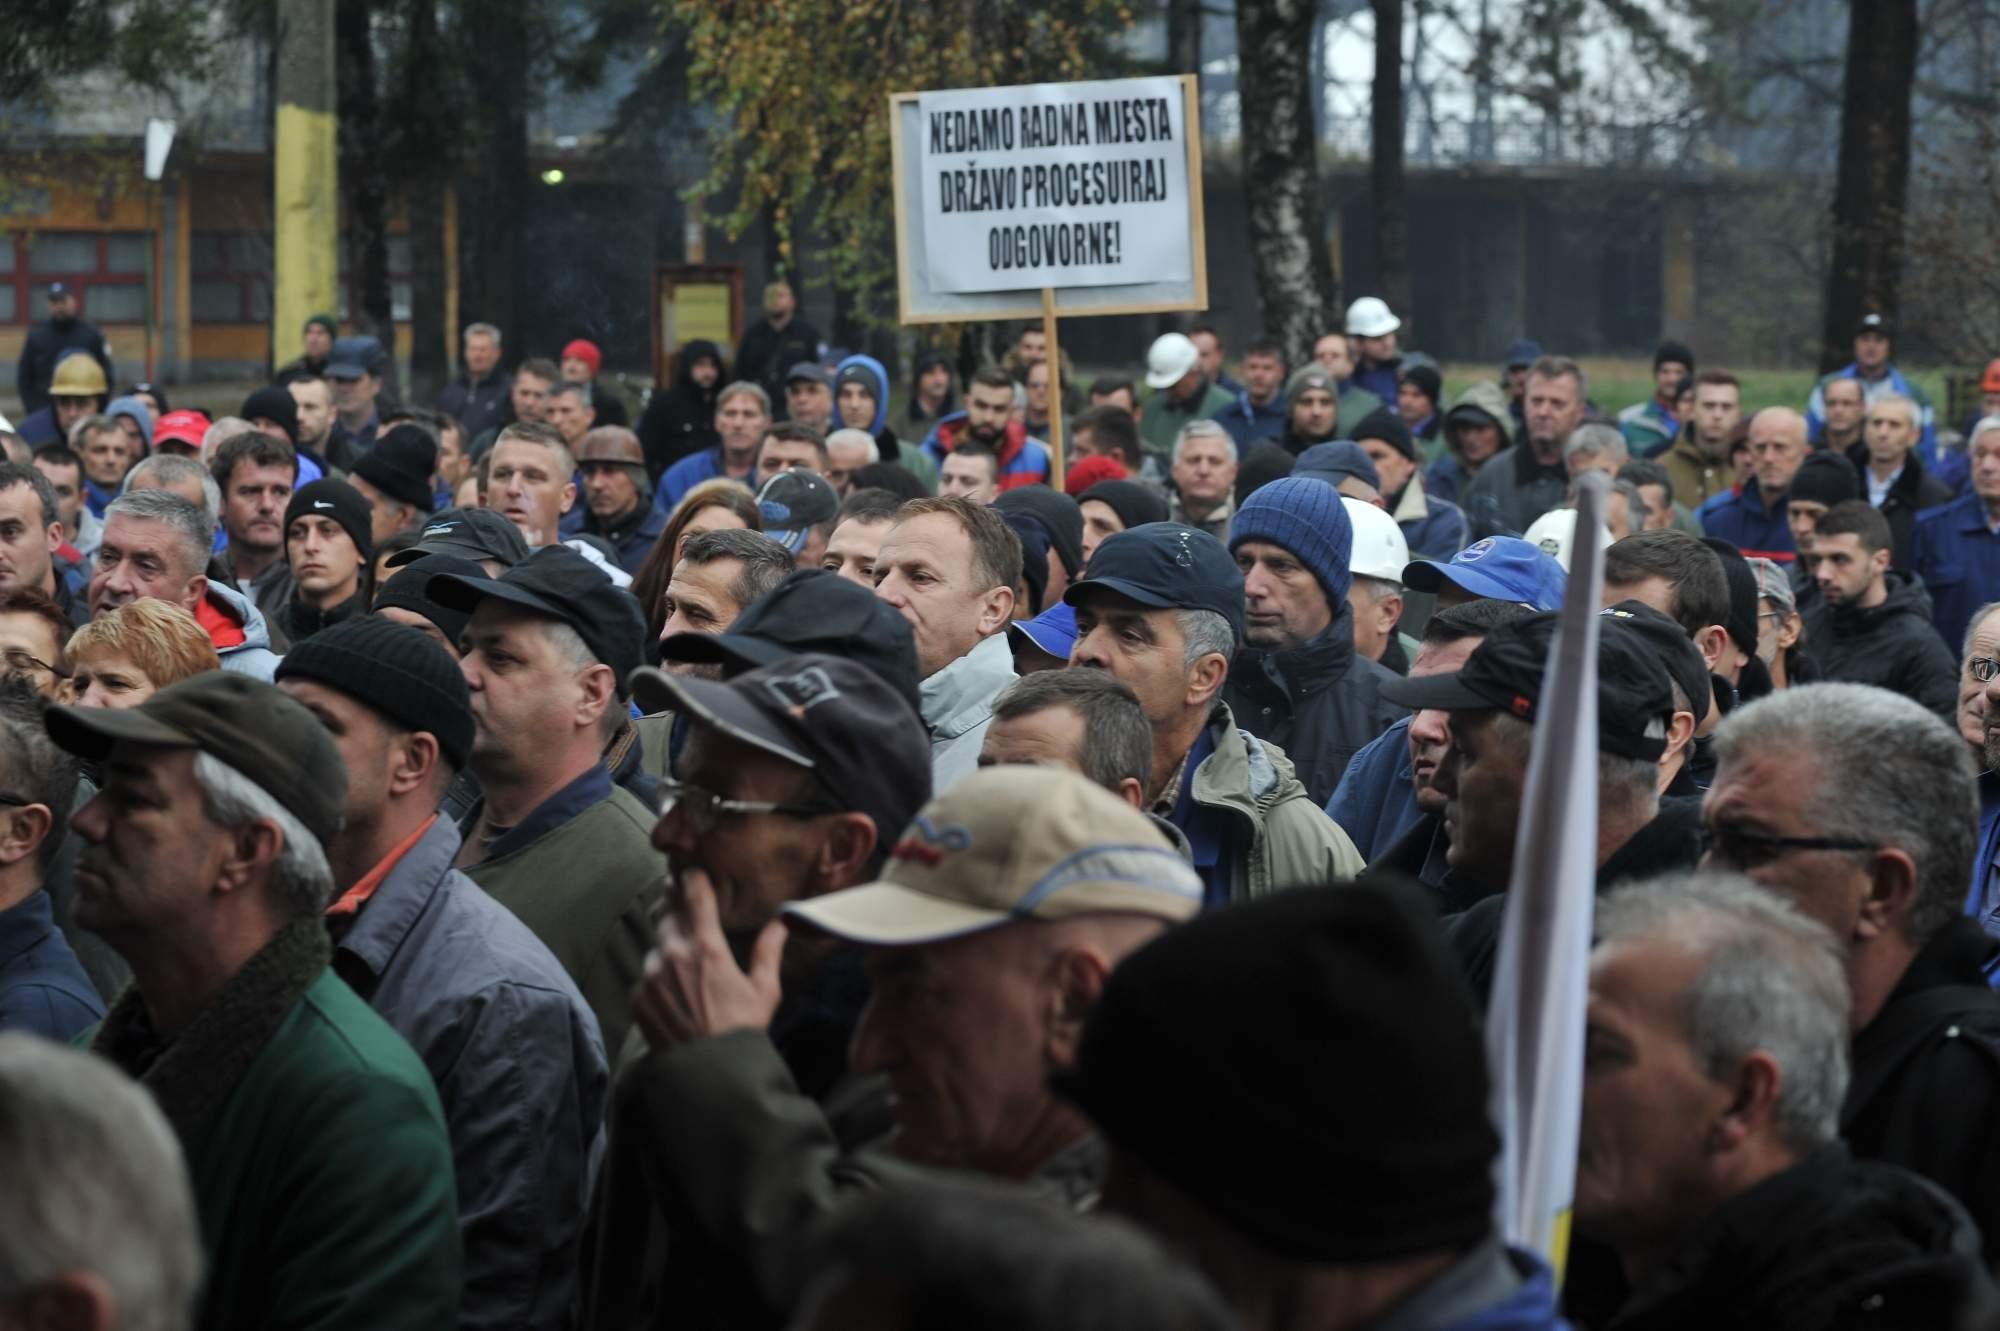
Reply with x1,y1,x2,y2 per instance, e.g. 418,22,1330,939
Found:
1458,539,1493,564
423,522,459,536
893,812,973,866
313,500,335,510
1172,528,1197,569
1510,694,1534,719
762,665,840,719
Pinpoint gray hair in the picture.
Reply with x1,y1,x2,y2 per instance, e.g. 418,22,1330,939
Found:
464,321,502,345
1171,419,1237,465
1354,573,1404,601
826,428,880,464
200,416,257,457
1713,683,1978,942
128,453,222,522
1596,872,1852,1154
716,381,772,416
191,751,335,918
1963,601,2000,661
1527,354,1589,396
0,1035,203,1331
103,488,216,579
993,669,1152,793
679,527,797,612
69,414,120,450
1174,608,1235,668
1865,392,1920,429
1970,416,2000,453
1563,423,1628,467
1490,709,1661,823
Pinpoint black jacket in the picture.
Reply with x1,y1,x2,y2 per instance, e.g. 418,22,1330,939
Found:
16,317,112,417
635,340,725,481
1845,918,2000,1263
733,318,820,415
1461,442,1569,540
1845,441,1955,572
284,590,365,646
438,367,514,437
1821,571,1958,718
1222,606,1406,808
1604,1147,1994,1331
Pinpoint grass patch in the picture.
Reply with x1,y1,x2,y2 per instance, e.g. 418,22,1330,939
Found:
1441,359,1955,421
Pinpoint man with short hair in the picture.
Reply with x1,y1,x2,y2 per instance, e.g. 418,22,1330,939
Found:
1088,375,1141,417
823,427,877,495
658,382,772,512
470,357,559,458
754,422,831,491
1617,339,1693,455
576,426,667,575
212,430,300,638
287,373,351,471
1224,478,1404,806
326,335,390,451
276,311,337,382
1564,421,1630,479
1167,421,1238,541
1662,369,1743,512
1187,324,1240,394
1212,339,1286,450
820,488,900,587
921,366,1052,492
276,617,608,1331
659,528,796,650
0,463,87,626
1461,355,1584,540
871,497,1019,786
1709,684,2000,1260
1139,333,1233,455
280,478,372,644
1069,403,1149,480
88,489,281,679
1808,501,1956,716
890,350,957,445
733,280,822,411
428,548,662,1056
74,413,137,519
31,443,92,556
48,672,461,1328
543,382,596,449
1697,406,1810,563
1820,373,1868,454
487,423,577,551
783,364,835,436
1617,458,1695,534
1577,872,1993,1322
440,321,513,436
1603,528,1736,715
1850,392,1951,570
349,422,440,546
1069,524,1363,905
1913,418,2000,655
980,668,1152,808
1066,882,1568,1331
0,698,96,1039
1352,408,1469,558
1808,312,1940,467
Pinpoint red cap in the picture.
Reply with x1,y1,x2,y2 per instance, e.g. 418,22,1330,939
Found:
1064,454,1128,495
561,339,602,376
153,409,211,452
1981,359,2000,395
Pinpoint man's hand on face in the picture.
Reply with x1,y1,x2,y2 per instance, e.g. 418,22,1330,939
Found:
632,866,786,1050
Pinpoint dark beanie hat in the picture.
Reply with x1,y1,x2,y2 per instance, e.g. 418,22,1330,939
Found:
1788,450,1860,509
1058,882,1497,1263
1701,537,1761,659
1350,406,1418,462
371,553,479,649
352,424,440,512
993,486,1084,581
284,479,374,562
1003,511,1052,617
276,615,475,770
242,385,300,444
1654,339,1696,373
1234,440,1296,507
1078,480,1170,533
1398,363,1442,410
1230,476,1355,605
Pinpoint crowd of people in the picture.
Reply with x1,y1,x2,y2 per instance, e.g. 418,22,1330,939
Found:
3,276,2000,1331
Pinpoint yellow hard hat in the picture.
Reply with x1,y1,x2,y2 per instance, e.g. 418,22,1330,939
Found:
51,353,108,398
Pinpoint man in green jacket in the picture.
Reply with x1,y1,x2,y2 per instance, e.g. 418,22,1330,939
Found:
1139,332,1234,456
46,671,461,1331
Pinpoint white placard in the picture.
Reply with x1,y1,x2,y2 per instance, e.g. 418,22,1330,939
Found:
914,76,1194,295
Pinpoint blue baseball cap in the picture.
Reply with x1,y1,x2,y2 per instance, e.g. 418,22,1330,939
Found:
1402,537,1565,611
1008,602,1078,665
326,335,386,380
1065,522,1244,647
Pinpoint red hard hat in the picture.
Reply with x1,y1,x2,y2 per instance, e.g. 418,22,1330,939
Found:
153,409,211,452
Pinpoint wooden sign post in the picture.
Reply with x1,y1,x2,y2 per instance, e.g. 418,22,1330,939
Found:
1041,286,1064,479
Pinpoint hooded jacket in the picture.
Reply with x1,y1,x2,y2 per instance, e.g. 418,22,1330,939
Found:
1427,381,1516,505
1843,440,1954,571
833,353,926,486
922,415,1051,493
635,340,725,481
1222,605,1407,808
1819,571,1958,718
198,582,283,681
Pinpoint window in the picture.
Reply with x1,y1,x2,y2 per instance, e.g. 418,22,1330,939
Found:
2,232,149,325
191,231,272,324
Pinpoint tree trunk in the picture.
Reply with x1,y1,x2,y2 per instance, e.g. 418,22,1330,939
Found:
400,0,449,405
1371,0,1411,319
1236,0,1337,371
336,0,396,397
1167,0,1203,75
456,0,528,358
1821,0,1917,373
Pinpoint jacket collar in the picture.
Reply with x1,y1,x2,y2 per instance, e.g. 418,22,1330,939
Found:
920,634,1014,736
1390,476,1431,523
586,500,667,546
90,917,329,1148
1511,441,1566,485
0,887,58,969
334,817,463,982
1245,606,1357,698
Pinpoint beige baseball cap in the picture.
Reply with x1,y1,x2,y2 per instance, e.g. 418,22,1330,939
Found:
781,766,1202,946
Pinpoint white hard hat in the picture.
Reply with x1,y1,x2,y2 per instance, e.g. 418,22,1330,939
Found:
1342,497,1409,584
1145,333,1201,390
0,412,13,435
1345,297,1402,339
1521,507,1611,572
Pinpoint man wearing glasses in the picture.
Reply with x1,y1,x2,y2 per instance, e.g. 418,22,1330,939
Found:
1706,681,2000,1260
0,587,70,701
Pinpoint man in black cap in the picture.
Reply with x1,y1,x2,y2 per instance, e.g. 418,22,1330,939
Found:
1068,523,1363,908
327,335,391,452
374,552,478,659
1061,882,1565,1331
427,546,663,1057
1352,407,1468,559
1379,609,1704,996
44,672,460,1329
211,429,300,641
276,617,608,1331
349,422,439,547
384,505,529,578
784,362,835,436
276,312,337,383
1617,338,1694,456
280,478,373,645
994,486,1084,615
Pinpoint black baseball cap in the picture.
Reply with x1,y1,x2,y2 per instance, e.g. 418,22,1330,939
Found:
659,568,923,720
428,545,647,699
786,362,830,388
1603,600,1710,725
384,506,531,570
1064,522,1245,646
372,552,483,647
1855,312,1894,340
1379,611,1674,761
45,672,347,847
630,653,933,862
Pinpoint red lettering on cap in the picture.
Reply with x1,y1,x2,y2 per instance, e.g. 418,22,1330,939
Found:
894,838,946,867
1511,695,1534,719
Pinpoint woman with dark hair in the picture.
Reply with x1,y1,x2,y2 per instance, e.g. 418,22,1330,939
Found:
629,478,763,645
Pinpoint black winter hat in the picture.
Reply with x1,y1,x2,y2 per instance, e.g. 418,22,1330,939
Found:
1077,480,1169,534
351,424,440,513
372,553,481,649
276,616,475,771
1234,440,1296,507
241,385,300,444
284,479,374,563
1653,340,1696,374
1701,537,1762,660
1787,451,1861,509
1003,510,1052,616
1056,882,1498,1263
1350,407,1418,462
1398,363,1442,410
993,486,1084,579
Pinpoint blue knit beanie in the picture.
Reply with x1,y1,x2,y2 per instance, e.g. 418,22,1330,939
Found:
1229,476,1355,605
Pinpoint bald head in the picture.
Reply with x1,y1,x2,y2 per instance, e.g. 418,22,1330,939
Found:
1749,407,1810,496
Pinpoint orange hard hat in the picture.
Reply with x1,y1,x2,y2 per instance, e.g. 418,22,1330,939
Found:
1981,358,2000,394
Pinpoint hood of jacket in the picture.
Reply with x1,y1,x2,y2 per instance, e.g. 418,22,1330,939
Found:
1188,702,1301,824
1442,380,1516,459
1830,568,1934,636
669,339,726,407
835,354,891,435
206,579,276,654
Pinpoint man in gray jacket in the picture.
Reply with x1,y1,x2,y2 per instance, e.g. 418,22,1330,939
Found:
275,616,608,1331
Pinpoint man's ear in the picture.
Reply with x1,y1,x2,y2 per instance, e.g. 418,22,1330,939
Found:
1185,651,1229,709
1855,847,1920,943
1709,1049,1782,1155
181,574,208,614
1042,945,1113,1070
0,801,52,869
813,812,878,890
575,663,617,729
978,585,1015,637
1694,624,1729,674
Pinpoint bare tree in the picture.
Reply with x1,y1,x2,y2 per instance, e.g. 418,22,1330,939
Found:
1371,0,1411,318
1821,0,1918,372
1235,0,1338,369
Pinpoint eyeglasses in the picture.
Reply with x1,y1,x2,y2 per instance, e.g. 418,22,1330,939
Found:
1971,657,2000,683
1,649,65,680
1699,824,1878,870
657,778,841,834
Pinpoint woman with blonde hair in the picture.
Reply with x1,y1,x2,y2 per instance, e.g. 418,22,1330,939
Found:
64,599,221,709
